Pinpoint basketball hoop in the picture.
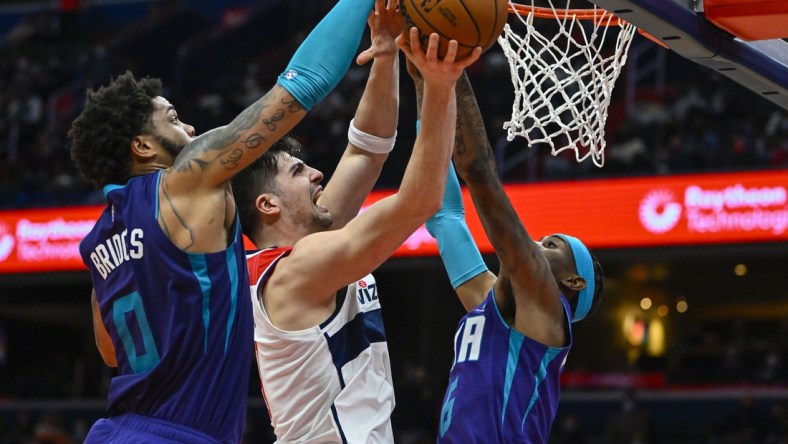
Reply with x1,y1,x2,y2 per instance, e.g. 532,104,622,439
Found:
500,0,638,167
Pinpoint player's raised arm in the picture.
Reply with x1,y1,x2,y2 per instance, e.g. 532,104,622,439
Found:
273,31,482,300
453,72,565,344
413,60,495,311
318,0,402,228
164,0,376,193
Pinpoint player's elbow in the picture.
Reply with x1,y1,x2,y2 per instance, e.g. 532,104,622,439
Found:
98,346,117,368
456,154,496,185
396,193,441,224
102,354,118,368
417,194,443,220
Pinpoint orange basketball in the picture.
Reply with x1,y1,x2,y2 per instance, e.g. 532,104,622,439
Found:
400,0,510,60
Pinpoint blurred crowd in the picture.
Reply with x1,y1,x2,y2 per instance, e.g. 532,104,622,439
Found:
0,0,786,209
670,318,787,386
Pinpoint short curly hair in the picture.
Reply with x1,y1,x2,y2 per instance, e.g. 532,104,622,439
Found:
68,71,162,188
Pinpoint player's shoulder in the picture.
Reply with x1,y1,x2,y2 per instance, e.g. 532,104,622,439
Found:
246,247,292,285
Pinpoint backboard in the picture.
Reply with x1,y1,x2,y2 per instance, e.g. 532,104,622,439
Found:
590,0,788,111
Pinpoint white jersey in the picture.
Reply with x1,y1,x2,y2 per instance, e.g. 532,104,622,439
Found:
246,247,395,444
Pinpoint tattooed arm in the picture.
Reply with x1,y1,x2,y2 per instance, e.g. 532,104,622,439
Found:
170,86,305,187
453,72,566,346
157,85,307,253
410,59,494,312
157,0,376,252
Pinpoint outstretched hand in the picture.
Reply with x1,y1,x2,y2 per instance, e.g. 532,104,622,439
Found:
397,28,481,88
357,0,402,65
405,57,423,90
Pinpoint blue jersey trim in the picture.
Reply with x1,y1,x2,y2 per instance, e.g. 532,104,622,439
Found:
501,331,525,426
324,308,386,375
224,247,239,353
325,330,348,389
489,288,510,332
154,170,163,220
320,292,346,330
330,404,348,444
188,254,212,352
103,183,124,197
521,347,562,430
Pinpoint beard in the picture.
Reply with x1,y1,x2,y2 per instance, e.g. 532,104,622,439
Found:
305,208,333,233
290,205,333,234
153,134,186,158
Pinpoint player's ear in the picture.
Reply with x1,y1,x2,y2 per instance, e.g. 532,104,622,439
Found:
561,274,587,294
256,193,281,218
130,135,156,161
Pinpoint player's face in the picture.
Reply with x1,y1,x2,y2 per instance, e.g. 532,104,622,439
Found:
535,235,576,279
148,96,195,159
274,153,333,233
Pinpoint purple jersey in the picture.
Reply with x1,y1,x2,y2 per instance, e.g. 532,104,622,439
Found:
437,290,572,444
80,171,253,443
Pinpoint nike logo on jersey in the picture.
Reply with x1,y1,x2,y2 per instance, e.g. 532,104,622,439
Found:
89,228,144,280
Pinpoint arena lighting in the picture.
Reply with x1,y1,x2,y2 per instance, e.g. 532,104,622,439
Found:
734,263,748,276
640,298,653,310
676,299,689,313
623,314,647,347
646,319,666,356
0,170,786,274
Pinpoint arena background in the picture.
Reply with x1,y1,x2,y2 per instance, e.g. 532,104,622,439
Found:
0,1,786,443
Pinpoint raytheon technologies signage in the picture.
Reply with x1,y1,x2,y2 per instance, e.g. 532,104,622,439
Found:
640,184,786,236
462,169,788,251
350,170,788,254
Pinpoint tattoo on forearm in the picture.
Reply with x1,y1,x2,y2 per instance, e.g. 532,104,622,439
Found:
172,90,302,173
283,96,301,114
455,114,468,156
455,76,535,265
263,109,285,132
221,148,243,170
454,78,498,182
243,133,265,149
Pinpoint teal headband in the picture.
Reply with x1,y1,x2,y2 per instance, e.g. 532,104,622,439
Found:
555,234,595,323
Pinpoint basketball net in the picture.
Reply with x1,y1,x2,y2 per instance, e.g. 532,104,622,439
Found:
499,1,637,167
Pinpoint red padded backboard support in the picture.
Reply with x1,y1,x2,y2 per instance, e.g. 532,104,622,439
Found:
703,0,788,40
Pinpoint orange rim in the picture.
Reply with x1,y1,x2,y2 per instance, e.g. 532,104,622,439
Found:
508,3,626,27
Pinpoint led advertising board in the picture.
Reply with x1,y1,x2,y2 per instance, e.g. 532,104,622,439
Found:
0,170,785,273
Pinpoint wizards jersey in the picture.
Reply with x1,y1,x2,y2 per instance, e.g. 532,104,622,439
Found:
79,171,253,443
247,247,395,443
437,290,572,443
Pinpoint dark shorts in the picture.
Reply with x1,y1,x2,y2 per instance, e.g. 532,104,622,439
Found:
84,413,223,444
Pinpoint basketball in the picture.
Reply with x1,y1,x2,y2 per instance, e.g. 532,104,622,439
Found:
400,0,510,60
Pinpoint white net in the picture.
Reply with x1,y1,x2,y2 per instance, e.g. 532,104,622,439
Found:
498,1,637,167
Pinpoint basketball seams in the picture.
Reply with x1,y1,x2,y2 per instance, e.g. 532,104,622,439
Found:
484,0,509,51
401,0,509,59
457,0,483,46
406,0,481,46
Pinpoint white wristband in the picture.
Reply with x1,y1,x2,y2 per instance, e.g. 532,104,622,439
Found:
347,118,396,154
